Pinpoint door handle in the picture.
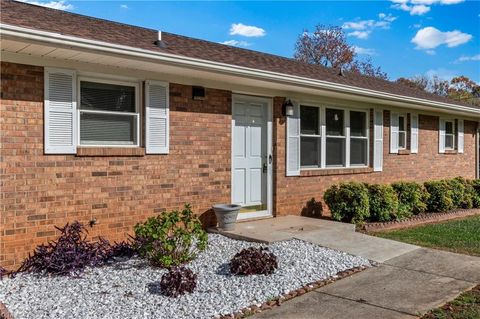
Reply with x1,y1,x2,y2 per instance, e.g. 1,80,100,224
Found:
269,154,273,164
262,162,268,173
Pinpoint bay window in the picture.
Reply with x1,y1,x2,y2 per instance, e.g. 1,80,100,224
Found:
299,105,369,169
79,78,140,146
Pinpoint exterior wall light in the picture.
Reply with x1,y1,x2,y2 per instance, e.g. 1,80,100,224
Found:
283,99,294,117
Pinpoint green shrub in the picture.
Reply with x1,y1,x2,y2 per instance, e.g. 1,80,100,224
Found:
424,180,454,212
367,184,400,222
448,177,474,209
470,179,480,208
134,204,208,268
392,182,429,216
324,182,370,224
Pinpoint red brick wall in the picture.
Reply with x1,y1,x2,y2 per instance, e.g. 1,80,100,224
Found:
272,97,478,216
0,62,477,269
0,62,232,269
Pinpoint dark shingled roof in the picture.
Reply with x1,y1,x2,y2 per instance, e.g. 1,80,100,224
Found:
0,0,473,108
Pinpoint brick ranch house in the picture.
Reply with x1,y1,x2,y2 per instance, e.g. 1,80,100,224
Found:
1,0,479,268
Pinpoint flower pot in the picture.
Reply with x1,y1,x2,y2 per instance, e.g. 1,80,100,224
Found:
213,204,241,231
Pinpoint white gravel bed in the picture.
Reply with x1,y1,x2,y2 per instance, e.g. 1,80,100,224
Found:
0,234,370,319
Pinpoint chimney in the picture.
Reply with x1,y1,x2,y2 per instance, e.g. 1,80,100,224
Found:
154,31,167,49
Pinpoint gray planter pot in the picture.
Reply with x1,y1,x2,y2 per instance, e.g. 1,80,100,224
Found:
213,204,241,231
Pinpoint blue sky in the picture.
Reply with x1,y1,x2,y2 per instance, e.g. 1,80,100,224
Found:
23,0,480,82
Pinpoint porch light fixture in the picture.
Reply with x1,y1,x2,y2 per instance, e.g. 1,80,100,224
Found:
283,99,294,117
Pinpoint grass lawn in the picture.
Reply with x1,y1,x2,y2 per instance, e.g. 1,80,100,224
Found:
421,284,480,319
374,215,480,256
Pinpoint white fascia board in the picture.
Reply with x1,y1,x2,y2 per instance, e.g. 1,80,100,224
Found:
1,23,480,116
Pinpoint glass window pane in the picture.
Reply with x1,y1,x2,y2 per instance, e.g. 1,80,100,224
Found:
326,137,345,166
399,116,405,131
80,81,135,113
301,136,320,167
80,113,136,145
445,135,454,149
326,109,344,136
351,139,368,166
350,111,367,137
398,131,406,149
300,106,319,135
445,121,454,134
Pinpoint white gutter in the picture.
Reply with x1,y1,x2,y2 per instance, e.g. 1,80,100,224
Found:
1,23,479,116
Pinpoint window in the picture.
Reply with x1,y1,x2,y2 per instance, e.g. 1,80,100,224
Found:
445,120,455,150
300,106,321,167
350,111,368,166
398,114,407,150
79,79,139,146
299,105,369,169
326,108,345,167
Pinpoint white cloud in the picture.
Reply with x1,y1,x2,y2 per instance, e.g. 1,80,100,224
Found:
229,23,266,37
352,46,377,55
455,54,480,63
412,26,472,50
221,40,251,47
348,31,370,39
391,0,464,15
120,4,128,9
426,50,436,55
18,0,73,10
343,13,397,39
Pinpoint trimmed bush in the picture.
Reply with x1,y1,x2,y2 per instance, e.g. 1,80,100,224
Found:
160,266,197,297
230,247,278,276
324,182,370,223
424,180,454,212
470,179,480,208
392,182,429,216
134,204,207,268
367,184,400,222
448,177,474,209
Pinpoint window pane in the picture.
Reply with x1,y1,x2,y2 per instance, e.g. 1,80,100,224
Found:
350,111,367,137
351,139,368,166
326,138,345,166
80,113,136,145
398,131,406,149
80,81,135,113
326,109,344,136
445,121,454,134
300,106,319,135
445,135,454,149
399,116,405,131
301,136,320,167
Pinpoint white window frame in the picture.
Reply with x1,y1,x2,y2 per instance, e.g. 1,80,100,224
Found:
299,105,369,170
299,105,322,168
77,76,141,148
398,113,407,150
444,119,456,150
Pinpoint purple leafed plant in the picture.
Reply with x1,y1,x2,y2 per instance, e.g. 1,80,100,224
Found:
16,221,131,276
230,247,278,276
0,266,8,280
107,240,137,259
159,266,197,297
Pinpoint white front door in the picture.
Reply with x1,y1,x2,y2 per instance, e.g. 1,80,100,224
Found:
232,95,272,219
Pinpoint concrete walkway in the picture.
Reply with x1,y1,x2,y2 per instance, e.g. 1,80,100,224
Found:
212,216,480,319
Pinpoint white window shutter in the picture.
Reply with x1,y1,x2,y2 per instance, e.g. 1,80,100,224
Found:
390,112,399,154
374,109,384,172
44,68,77,154
286,100,300,176
439,118,446,154
145,80,169,154
458,119,464,153
411,113,419,154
